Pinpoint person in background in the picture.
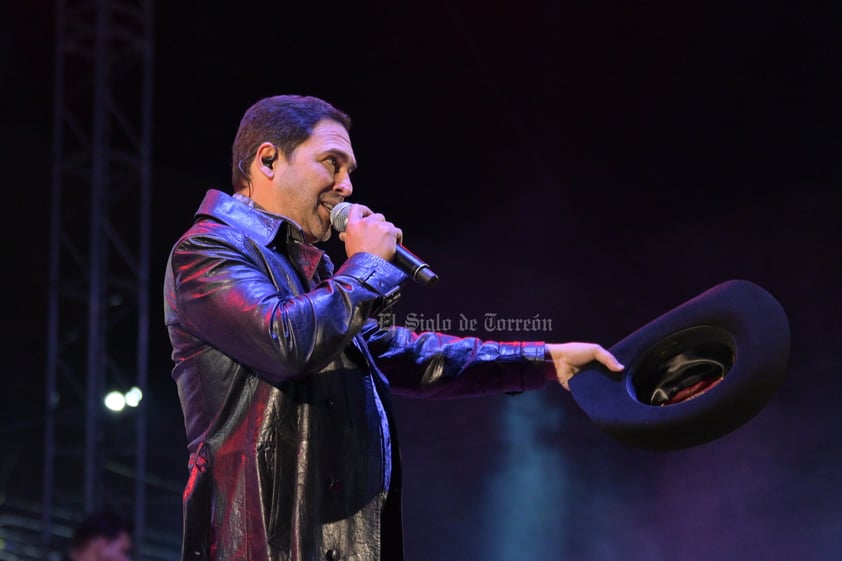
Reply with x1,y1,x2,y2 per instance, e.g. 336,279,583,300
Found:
164,94,624,561
63,510,133,561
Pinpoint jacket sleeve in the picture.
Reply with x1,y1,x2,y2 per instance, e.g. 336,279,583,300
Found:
168,229,407,382
361,321,549,399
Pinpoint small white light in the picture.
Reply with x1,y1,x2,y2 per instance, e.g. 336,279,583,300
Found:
104,391,126,412
125,386,143,407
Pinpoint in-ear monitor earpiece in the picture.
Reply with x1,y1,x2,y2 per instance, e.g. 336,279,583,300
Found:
262,155,276,169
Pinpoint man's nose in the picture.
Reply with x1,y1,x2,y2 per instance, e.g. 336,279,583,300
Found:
334,175,352,197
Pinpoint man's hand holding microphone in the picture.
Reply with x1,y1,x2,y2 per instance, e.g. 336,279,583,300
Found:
330,202,439,286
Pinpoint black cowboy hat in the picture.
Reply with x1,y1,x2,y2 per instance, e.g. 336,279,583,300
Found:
569,279,790,451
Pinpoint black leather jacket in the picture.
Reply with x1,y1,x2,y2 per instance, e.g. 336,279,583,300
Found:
164,190,548,561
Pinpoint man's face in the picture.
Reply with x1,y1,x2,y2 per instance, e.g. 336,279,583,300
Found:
97,532,132,561
272,119,356,243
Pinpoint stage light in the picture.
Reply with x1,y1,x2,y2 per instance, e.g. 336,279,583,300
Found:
104,391,127,412
104,387,143,412
125,386,143,407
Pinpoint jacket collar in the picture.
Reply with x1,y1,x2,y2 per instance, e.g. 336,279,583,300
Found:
195,189,333,284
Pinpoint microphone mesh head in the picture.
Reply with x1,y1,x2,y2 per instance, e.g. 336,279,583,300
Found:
330,202,352,232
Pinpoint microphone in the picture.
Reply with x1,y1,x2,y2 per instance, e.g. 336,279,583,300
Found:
330,202,439,287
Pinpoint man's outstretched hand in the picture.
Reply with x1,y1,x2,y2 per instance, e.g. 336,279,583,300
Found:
545,342,624,391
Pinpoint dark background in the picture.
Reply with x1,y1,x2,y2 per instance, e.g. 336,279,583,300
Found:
3,1,842,560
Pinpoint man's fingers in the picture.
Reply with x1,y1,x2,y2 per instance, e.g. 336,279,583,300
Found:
593,345,624,371
347,203,373,222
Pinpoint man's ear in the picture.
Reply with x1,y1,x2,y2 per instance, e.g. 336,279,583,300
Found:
256,142,278,177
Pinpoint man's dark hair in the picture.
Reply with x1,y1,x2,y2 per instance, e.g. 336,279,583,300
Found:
69,510,133,550
231,94,352,190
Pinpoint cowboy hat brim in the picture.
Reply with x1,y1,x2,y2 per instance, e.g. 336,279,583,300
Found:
569,279,790,451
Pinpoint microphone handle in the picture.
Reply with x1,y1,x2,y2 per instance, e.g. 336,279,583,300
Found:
394,245,439,287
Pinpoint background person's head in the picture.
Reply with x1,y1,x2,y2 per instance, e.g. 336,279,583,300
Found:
66,510,133,561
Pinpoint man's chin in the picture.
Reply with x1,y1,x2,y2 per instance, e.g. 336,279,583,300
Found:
308,227,332,244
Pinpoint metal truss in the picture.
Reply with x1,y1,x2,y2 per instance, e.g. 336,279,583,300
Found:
41,0,155,558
